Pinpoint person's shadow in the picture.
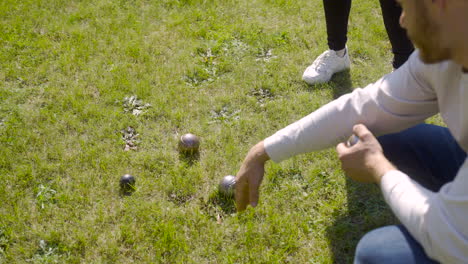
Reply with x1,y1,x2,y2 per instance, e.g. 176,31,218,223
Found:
325,179,397,263
330,69,353,99
316,70,398,263
302,69,353,99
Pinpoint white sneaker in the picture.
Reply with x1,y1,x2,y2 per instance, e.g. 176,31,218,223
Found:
302,48,351,84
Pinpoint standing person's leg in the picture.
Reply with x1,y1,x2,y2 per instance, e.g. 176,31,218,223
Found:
379,0,414,69
324,0,352,52
354,124,466,263
302,0,352,85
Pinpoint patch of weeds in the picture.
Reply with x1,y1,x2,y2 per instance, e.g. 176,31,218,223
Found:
255,48,277,62
222,39,250,61
209,106,240,123
249,87,275,106
183,66,217,87
184,48,220,87
28,240,61,263
36,184,57,209
121,126,139,151
120,95,151,116
167,192,195,205
184,46,235,87
197,48,217,66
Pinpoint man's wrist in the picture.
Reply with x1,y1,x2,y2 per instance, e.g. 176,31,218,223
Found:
372,155,396,184
247,141,270,164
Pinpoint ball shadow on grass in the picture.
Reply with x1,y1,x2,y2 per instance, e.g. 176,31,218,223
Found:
178,151,200,166
200,190,236,221
119,184,136,197
119,188,136,197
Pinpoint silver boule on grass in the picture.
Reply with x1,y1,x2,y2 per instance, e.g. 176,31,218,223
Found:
178,133,200,155
120,174,136,195
219,175,236,197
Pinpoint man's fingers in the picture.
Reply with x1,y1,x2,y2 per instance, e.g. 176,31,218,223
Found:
353,124,370,137
353,124,379,143
235,180,249,211
336,142,351,156
248,180,260,207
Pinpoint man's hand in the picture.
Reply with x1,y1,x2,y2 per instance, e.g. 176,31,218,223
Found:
336,124,396,184
235,141,270,212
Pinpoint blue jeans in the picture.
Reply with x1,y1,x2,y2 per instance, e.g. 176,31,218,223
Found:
354,124,467,264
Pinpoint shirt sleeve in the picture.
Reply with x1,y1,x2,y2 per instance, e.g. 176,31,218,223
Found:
265,51,439,163
380,159,468,263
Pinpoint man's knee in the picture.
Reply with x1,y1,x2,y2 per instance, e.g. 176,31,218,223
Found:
354,227,390,264
354,225,437,264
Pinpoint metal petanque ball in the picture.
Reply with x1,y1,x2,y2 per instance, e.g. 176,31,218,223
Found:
219,175,236,197
346,134,359,147
178,133,200,154
120,174,136,194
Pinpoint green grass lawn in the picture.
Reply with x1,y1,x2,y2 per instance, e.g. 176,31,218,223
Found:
0,0,434,262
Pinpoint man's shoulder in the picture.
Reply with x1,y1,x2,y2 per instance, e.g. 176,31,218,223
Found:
408,50,460,83
408,50,460,76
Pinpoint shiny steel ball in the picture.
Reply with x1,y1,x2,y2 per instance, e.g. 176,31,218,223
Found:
346,134,359,147
178,133,200,154
219,175,236,197
120,174,136,194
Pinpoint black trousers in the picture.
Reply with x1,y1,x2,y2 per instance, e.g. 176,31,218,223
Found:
323,0,414,68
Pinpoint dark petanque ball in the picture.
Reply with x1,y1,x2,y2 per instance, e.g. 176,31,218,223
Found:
178,133,200,154
120,174,136,194
219,175,236,197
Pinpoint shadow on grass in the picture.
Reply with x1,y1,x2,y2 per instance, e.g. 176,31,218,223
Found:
325,178,397,263
301,69,353,99
200,191,236,221
329,69,353,99
178,151,200,166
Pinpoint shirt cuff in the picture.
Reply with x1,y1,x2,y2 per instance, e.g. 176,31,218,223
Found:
264,134,289,163
380,170,409,190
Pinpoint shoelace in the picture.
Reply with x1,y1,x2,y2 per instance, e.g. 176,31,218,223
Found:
311,51,336,72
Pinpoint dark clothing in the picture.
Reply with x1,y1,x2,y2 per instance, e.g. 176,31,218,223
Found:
323,0,415,68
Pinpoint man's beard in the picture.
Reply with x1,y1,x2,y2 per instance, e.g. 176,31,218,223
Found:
416,35,451,64
411,8,451,64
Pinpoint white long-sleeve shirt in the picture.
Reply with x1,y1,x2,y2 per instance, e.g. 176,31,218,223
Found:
264,51,468,263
